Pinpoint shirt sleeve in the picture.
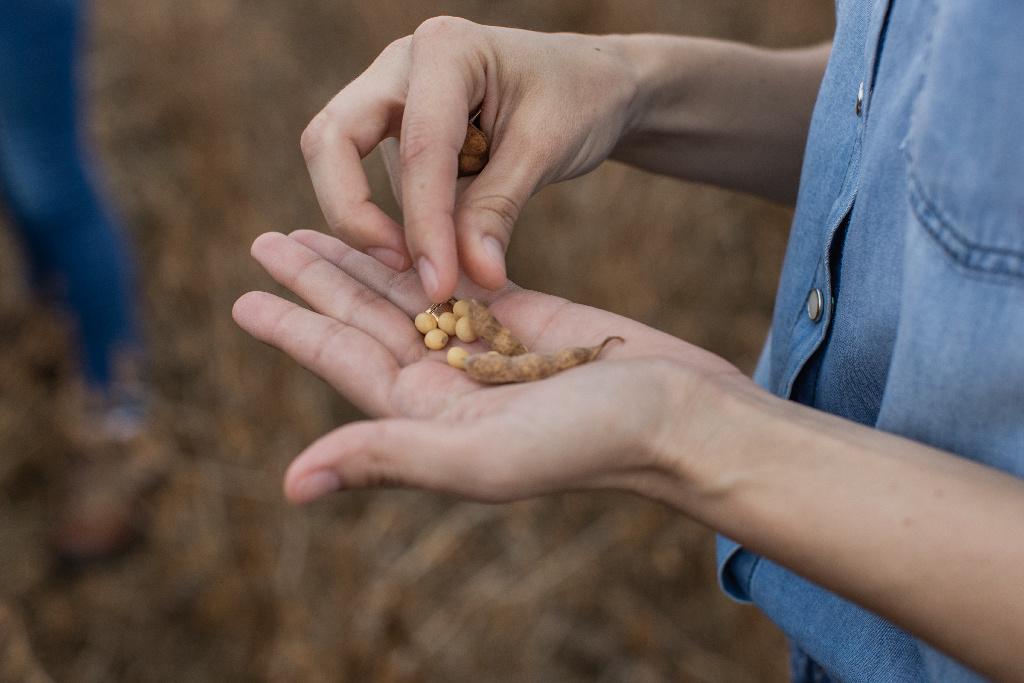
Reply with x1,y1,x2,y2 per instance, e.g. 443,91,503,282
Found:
715,535,757,603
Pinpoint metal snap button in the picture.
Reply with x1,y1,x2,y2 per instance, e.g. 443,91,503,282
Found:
806,288,824,322
856,81,864,117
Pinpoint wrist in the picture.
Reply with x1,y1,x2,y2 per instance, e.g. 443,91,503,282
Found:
643,362,769,516
605,34,726,155
599,34,661,145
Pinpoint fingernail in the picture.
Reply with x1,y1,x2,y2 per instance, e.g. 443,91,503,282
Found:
482,236,505,270
294,470,340,503
367,247,406,271
417,257,439,298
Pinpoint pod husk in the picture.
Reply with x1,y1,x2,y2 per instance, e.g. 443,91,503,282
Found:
468,300,527,356
458,122,489,176
465,337,623,384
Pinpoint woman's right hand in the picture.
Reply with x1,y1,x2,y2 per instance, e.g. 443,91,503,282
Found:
299,17,641,302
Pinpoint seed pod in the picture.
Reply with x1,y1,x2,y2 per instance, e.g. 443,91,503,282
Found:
458,122,489,177
468,300,527,356
464,337,623,384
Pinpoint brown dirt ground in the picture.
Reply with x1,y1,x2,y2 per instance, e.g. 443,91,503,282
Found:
0,1,833,681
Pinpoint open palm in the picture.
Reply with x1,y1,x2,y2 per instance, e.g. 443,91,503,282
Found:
233,230,742,504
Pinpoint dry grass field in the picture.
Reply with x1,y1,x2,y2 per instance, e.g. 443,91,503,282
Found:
0,1,833,680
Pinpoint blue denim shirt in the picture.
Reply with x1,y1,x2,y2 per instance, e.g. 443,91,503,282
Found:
716,0,1024,680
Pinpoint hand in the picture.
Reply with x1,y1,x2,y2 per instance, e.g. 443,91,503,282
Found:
232,230,742,505
300,17,641,302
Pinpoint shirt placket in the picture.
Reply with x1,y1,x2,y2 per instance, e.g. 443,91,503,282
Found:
780,0,895,400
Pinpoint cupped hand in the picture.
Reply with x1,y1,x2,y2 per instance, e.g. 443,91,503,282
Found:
232,230,741,505
300,16,641,302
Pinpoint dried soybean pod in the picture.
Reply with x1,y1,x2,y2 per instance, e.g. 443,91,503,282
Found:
458,121,489,177
468,300,528,356
465,336,624,384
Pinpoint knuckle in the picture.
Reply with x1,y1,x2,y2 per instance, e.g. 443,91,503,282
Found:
300,111,331,160
323,212,352,238
310,320,349,368
382,268,410,306
380,35,413,59
457,193,521,237
413,15,471,42
358,428,407,488
398,117,438,171
289,249,323,289
323,210,371,248
343,282,380,320
272,306,306,346
359,450,392,488
319,202,363,242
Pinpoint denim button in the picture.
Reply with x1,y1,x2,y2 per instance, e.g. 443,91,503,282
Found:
856,81,864,116
806,288,824,322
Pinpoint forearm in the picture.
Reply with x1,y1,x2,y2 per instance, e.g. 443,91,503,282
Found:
651,374,1024,681
608,35,830,205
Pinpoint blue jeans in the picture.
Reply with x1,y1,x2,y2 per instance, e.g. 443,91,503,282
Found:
0,0,140,392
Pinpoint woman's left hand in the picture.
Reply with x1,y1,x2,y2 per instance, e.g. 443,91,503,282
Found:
233,230,743,505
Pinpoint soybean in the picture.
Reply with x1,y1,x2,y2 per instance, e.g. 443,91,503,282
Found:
455,316,477,343
424,329,449,350
414,312,438,334
452,299,471,319
447,346,469,369
437,311,458,336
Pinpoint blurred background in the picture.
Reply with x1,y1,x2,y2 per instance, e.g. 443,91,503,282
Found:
0,1,833,681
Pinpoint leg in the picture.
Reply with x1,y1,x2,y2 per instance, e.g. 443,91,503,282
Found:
0,0,161,561
0,0,142,394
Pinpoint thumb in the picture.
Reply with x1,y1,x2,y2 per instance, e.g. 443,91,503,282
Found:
284,418,501,504
454,142,541,290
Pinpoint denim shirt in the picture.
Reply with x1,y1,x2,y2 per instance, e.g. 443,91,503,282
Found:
716,0,1024,680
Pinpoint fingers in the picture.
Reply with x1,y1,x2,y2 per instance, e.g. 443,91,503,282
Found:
276,230,623,359
301,40,412,272
303,17,533,299
284,418,511,504
288,229,508,312
454,138,541,290
400,17,487,302
250,232,423,365
231,290,399,416
288,229,431,316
